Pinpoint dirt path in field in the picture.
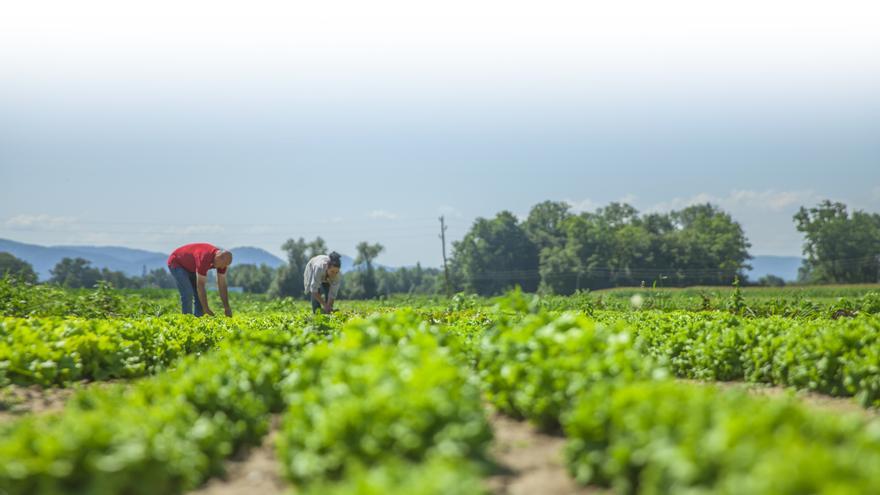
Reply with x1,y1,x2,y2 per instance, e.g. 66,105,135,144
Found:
486,411,602,495
0,385,79,422
189,415,287,495
0,381,129,423
680,379,879,418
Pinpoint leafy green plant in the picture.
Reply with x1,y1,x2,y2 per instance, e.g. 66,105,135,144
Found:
0,326,302,495
478,291,658,429
608,311,880,405
564,380,880,494
277,312,491,485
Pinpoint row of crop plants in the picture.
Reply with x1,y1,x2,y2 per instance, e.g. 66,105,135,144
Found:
0,310,495,494
5,295,880,493
602,311,880,406
477,293,880,494
0,313,344,387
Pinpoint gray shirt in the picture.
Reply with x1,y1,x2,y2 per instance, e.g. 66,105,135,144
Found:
303,255,342,299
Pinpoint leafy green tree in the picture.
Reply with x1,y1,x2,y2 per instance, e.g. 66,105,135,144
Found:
757,274,786,287
50,257,102,288
523,201,577,295
0,252,38,284
667,203,752,285
451,211,539,295
537,244,581,294
794,200,880,283
354,241,384,299
307,237,328,259
563,209,621,290
269,238,311,298
228,264,276,293
98,268,138,289
523,201,572,252
374,263,443,296
538,201,750,292
141,268,176,289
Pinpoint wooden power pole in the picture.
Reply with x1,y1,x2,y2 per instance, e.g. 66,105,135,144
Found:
439,216,451,297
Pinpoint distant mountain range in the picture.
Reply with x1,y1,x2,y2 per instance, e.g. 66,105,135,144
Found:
0,239,284,280
0,238,396,280
1,238,800,282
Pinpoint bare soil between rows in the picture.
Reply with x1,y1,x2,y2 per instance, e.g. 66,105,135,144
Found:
0,384,79,422
187,409,601,495
10,378,871,494
0,381,127,423
486,410,602,495
189,415,287,495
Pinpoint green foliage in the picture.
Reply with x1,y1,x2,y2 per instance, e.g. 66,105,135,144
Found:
757,274,786,287
374,263,443,298
298,458,486,495
473,290,880,493
268,237,326,298
452,211,540,295
0,253,37,284
0,327,301,495
277,311,491,485
726,275,747,315
536,244,582,295
523,200,572,252
49,257,102,288
349,241,385,299
478,291,657,429
795,200,880,283
563,380,880,494
613,311,880,406
47,257,145,289
448,292,479,312
597,203,750,288
503,201,754,295
3,284,880,495
0,314,264,387
226,263,275,293
0,277,175,318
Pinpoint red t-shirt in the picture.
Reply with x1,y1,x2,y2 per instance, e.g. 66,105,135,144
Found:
167,243,227,276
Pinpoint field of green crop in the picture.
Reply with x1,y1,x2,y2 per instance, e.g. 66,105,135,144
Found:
2,277,880,494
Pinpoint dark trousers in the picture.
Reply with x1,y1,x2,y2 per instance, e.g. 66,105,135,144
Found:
311,282,330,313
169,266,204,316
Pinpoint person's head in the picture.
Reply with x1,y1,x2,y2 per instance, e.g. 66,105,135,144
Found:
215,249,233,270
327,251,342,277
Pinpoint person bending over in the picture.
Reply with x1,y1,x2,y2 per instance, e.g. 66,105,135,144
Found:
167,243,233,317
304,251,342,313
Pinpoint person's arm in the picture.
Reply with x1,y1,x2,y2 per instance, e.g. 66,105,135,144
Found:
196,273,214,316
217,272,232,317
312,290,327,310
326,278,341,312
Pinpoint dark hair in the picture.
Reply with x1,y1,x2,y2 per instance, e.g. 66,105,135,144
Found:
328,251,342,268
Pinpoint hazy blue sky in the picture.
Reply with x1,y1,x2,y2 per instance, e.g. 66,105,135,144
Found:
2,1,879,267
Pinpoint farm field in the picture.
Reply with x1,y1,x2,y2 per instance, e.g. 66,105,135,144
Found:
2,278,880,494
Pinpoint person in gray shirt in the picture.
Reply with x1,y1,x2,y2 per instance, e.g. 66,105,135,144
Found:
304,251,343,313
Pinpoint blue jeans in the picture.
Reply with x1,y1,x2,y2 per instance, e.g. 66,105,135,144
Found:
169,266,204,316
311,282,330,313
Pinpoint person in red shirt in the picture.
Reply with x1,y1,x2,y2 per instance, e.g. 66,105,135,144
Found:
167,243,233,317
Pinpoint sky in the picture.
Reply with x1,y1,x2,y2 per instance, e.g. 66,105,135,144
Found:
2,0,879,267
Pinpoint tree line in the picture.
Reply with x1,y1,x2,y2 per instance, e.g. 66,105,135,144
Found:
2,199,878,297
451,201,752,295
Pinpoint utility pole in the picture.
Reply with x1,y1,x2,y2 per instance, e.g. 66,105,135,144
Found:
439,216,451,297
